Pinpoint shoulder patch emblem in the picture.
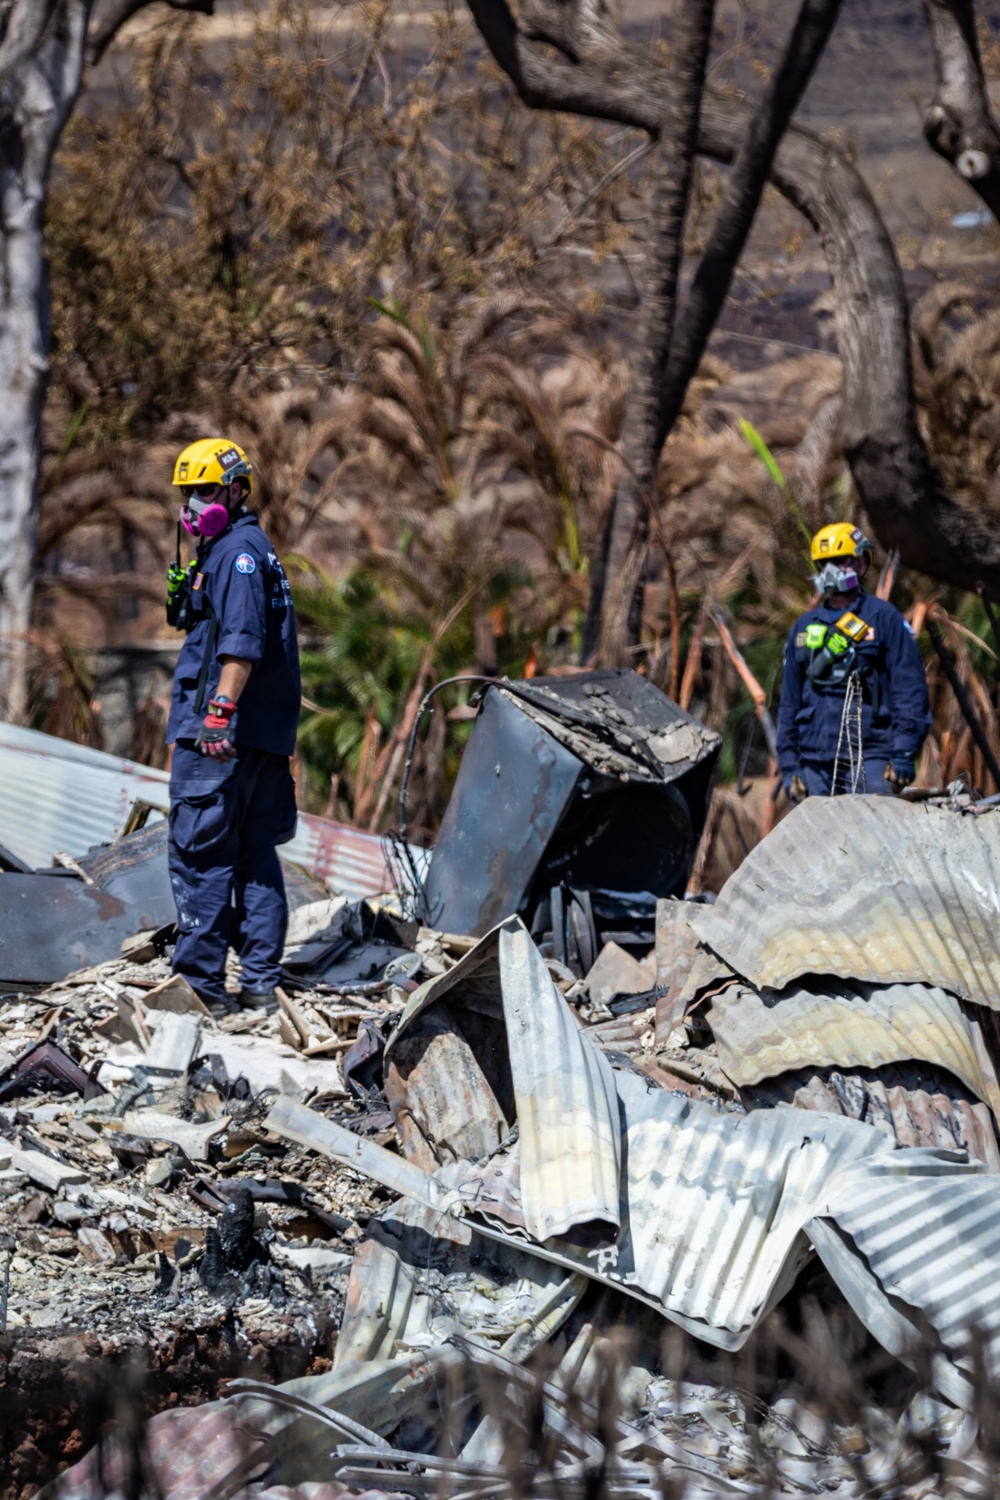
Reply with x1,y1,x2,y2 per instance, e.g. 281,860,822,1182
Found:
795,632,807,648
864,626,876,642
234,553,256,575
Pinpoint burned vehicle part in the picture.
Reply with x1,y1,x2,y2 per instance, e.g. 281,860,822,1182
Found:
416,671,720,965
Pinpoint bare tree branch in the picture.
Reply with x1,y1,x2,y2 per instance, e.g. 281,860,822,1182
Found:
656,0,842,457
463,0,1000,604
922,0,1000,222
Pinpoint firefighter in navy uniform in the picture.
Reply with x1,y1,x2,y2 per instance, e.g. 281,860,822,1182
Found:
776,524,931,802
165,438,301,1013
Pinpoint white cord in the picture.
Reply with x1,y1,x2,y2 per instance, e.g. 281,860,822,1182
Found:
832,669,866,795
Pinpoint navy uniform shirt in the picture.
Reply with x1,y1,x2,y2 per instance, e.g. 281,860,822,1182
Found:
166,511,301,757
776,590,931,775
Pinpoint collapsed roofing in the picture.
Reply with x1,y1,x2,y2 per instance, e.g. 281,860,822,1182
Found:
6,713,1000,1496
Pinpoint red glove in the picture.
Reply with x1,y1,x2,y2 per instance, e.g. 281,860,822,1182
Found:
196,695,237,760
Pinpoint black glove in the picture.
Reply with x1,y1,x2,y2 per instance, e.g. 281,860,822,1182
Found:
884,756,915,790
195,695,236,761
783,771,808,805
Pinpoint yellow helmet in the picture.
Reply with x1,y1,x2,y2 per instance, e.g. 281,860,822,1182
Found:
172,437,254,494
810,522,872,563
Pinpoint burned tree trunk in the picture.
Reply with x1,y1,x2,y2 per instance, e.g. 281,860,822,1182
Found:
589,0,843,662
594,0,715,668
0,0,213,721
0,0,92,720
922,0,1000,223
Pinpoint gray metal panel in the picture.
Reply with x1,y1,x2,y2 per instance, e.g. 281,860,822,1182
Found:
0,875,159,984
420,689,583,936
690,798,1000,1010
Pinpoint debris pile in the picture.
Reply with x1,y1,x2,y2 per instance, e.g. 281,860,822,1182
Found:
16,793,1000,1499
2,707,998,1497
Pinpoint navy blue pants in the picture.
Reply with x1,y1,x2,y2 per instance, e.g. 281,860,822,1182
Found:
801,759,896,797
168,743,297,1006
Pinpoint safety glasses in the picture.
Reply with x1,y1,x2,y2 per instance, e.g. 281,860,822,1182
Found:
180,482,224,501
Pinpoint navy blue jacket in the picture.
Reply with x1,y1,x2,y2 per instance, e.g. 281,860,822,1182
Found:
166,512,301,757
776,591,931,774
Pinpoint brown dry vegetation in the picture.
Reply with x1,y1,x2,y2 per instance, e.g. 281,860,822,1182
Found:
31,0,1000,851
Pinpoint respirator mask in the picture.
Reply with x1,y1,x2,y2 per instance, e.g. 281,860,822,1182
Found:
179,483,231,538
812,560,859,597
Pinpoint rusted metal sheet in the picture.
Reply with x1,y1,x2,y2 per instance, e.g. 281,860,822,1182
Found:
385,1003,511,1172
654,899,732,1042
708,978,1000,1123
0,722,403,900
690,798,1000,1010
289,810,408,900
743,1062,1000,1172
654,899,700,1040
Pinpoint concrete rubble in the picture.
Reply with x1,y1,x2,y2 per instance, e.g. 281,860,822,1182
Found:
1,735,1000,1495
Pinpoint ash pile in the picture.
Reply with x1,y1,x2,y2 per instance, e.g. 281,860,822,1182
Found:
6,686,1000,1499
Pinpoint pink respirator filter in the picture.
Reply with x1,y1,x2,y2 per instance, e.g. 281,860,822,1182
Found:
180,502,230,538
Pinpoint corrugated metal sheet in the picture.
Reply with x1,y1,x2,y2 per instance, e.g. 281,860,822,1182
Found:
387,918,622,1244
286,810,407,899
606,1071,891,1345
272,912,1000,1396
0,723,408,900
269,1075,889,1352
267,1072,1000,1403
708,978,1000,1122
689,798,1000,1009
0,721,169,868
744,1063,1000,1172
815,1150,1000,1406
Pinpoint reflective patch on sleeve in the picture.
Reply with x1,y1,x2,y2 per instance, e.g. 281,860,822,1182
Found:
234,553,256,575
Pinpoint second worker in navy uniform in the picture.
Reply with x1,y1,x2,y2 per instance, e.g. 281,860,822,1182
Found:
165,437,301,1014
776,523,932,802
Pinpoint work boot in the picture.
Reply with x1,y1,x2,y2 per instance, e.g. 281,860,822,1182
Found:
205,994,240,1019
238,988,279,1014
